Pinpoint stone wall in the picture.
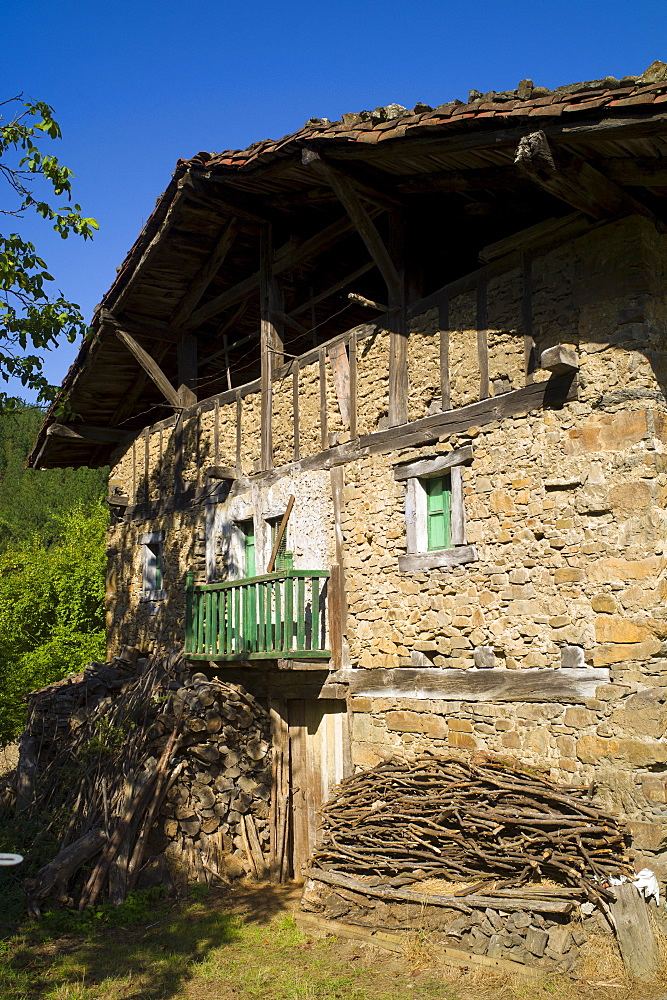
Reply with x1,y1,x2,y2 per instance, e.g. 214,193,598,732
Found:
104,214,667,871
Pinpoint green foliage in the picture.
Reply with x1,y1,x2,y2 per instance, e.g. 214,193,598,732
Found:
41,886,168,937
0,404,108,745
0,95,98,407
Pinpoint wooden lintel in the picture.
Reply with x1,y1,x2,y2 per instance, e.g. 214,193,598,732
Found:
114,328,180,409
302,149,402,302
187,212,369,330
46,423,129,444
515,131,663,228
204,465,236,480
397,164,522,195
332,666,609,704
170,219,241,328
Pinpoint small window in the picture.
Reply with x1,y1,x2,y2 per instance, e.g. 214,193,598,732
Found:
425,473,451,551
139,531,166,601
394,447,477,573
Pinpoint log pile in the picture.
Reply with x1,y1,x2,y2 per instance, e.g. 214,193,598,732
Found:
311,755,633,903
14,650,271,915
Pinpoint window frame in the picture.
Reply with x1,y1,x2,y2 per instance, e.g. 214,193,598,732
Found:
138,530,167,601
394,445,477,573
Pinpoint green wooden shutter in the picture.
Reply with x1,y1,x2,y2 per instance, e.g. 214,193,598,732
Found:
240,519,256,577
426,475,451,550
271,519,294,573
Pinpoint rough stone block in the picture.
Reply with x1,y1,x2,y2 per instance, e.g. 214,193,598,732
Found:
593,638,662,666
587,556,664,584
446,718,473,732
554,568,585,584
595,616,652,644
448,731,478,750
525,927,549,957
591,594,618,614
627,819,667,852
547,925,573,955
576,734,621,763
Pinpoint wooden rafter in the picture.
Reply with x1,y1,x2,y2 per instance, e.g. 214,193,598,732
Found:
515,131,663,228
46,423,129,444
186,211,371,330
170,219,241,328
114,327,180,409
302,149,402,302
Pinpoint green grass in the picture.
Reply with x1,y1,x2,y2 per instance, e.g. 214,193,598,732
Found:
0,884,456,1000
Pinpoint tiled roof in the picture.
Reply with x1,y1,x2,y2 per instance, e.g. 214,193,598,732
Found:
179,60,667,173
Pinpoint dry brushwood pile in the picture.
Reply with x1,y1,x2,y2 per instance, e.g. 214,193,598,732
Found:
311,755,633,903
15,650,271,916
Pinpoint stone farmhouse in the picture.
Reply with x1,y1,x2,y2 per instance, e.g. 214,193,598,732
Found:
29,62,667,879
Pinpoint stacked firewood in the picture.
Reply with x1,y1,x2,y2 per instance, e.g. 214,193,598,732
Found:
16,651,271,916
311,755,633,903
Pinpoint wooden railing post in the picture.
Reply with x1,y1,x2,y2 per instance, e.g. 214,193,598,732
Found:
185,570,195,653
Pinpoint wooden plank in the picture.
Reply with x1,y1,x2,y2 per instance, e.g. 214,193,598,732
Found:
187,212,372,329
110,341,172,427
361,373,578,455
143,427,150,503
450,466,465,546
302,150,401,302
174,416,184,495
259,226,274,471
213,399,220,464
348,331,357,440
319,347,328,450
114,327,180,408
267,495,294,574
170,219,241,328
331,666,610,703
330,464,347,663
522,253,535,385
394,445,473,480
398,546,477,573
292,361,300,461
327,341,351,427
608,882,659,980
303,869,575,914
476,277,489,401
289,700,309,881
439,296,450,411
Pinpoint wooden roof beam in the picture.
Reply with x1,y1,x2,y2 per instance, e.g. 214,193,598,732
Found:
302,149,401,302
46,423,130,444
186,211,371,330
595,157,667,188
113,326,181,409
515,131,664,229
169,219,242,329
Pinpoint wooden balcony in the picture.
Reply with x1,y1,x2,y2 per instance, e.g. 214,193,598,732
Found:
184,569,330,662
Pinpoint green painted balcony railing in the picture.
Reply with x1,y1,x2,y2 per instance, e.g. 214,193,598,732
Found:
184,569,330,661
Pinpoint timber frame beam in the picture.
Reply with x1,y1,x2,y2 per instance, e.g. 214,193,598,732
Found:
170,219,241,329
515,131,664,229
46,423,129,444
111,324,181,409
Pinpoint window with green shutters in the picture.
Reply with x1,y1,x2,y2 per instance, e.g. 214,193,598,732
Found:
424,474,451,550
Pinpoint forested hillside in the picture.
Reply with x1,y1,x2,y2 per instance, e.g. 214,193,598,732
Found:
0,406,108,745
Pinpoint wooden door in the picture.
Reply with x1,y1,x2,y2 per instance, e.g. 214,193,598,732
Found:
269,698,350,881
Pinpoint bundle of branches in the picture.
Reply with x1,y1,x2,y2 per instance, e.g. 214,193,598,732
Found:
312,755,633,903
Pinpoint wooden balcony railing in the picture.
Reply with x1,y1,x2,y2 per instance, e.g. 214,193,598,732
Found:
184,569,330,661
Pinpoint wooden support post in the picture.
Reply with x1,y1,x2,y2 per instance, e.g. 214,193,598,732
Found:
608,883,659,981
259,226,275,471
522,253,536,385
388,210,408,426
292,361,300,461
439,295,450,411
319,347,328,450
213,398,220,465
349,331,357,440
329,466,348,669
476,277,489,401
235,390,242,476
143,427,150,503
177,331,198,407
327,341,351,427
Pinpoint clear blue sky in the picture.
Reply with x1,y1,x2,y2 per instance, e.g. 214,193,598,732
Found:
3,0,665,401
